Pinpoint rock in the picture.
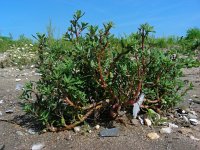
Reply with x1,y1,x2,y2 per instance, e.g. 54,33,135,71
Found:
160,127,172,134
147,132,160,140
27,129,36,135
0,100,3,104
5,109,14,113
144,118,152,126
188,113,198,119
0,111,2,116
15,78,21,82
183,116,189,122
100,128,119,137
95,125,100,130
88,130,92,133
131,118,140,126
16,131,24,136
0,144,5,150
169,123,178,128
31,143,45,150
189,135,200,141
74,126,81,133
189,119,199,125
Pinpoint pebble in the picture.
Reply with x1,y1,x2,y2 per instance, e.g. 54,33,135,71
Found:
95,125,100,130
15,78,21,82
160,127,172,134
5,109,14,113
144,118,152,126
182,116,189,123
74,126,81,133
0,111,2,116
189,119,199,125
0,100,3,104
31,143,45,150
147,132,160,140
27,129,36,135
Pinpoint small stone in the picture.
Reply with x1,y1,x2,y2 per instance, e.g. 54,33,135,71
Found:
31,143,45,150
0,111,2,116
188,98,193,101
189,119,198,125
15,78,21,82
183,116,189,122
160,127,172,134
88,130,92,133
147,132,160,140
169,123,178,128
16,131,24,136
188,113,198,119
27,129,36,135
189,135,200,141
5,109,14,113
144,118,152,126
95,125,100,130
0,100,3,104
74,126,81,133
131,118,140,126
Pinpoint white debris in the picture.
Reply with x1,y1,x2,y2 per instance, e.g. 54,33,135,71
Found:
189,135,200,141
15,78,21,82
132,93,145,118
0,100,3,104
168,123,178,128
31,143,45,150
160,127,172,134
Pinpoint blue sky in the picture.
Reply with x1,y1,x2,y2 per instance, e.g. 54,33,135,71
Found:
0,0,200,39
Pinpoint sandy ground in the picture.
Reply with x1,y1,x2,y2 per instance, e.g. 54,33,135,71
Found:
0,67,200,150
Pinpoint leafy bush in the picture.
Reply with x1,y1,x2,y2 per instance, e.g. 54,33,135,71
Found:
21,11,186,131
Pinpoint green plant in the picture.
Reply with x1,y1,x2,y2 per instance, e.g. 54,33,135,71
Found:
21,10,186,131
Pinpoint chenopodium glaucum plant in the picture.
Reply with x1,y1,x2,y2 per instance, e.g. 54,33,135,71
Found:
21,10,185,131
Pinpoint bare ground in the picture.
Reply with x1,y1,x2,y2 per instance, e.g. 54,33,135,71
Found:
0,67,200,150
